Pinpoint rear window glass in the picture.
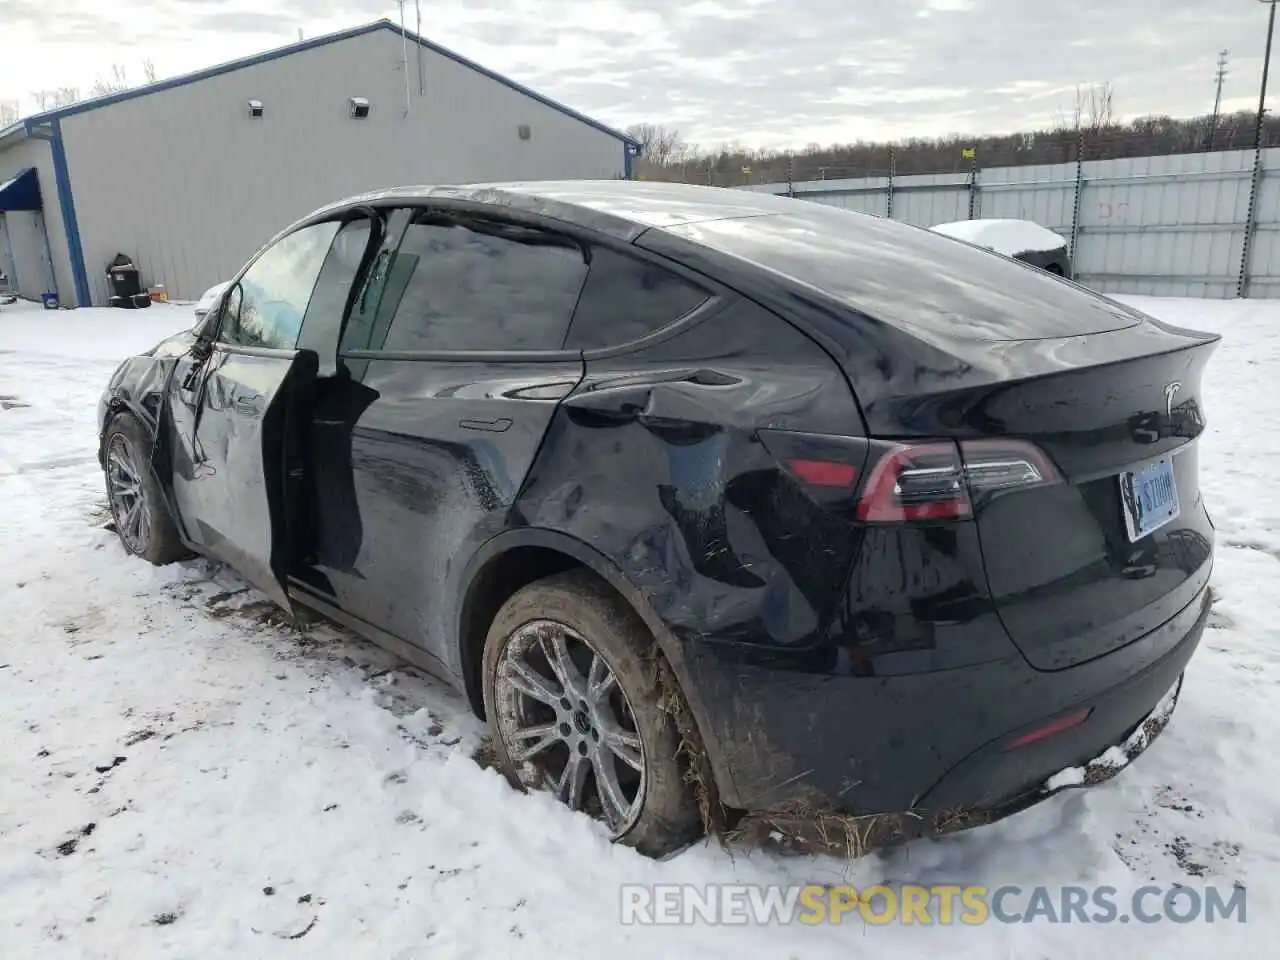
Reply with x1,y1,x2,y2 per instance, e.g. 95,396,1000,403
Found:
661,209,1139,342
565,248,709,350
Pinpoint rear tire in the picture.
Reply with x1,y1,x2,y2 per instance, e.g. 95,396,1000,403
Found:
103,412,189,565
482,570,702,858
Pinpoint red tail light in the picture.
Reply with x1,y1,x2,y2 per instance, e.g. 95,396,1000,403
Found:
856,443,969,522
857,438,1062,524
759,429,1061,523
785,458,859,488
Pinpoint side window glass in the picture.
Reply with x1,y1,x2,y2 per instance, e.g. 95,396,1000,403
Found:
339,209,413,355
298,218,374,373
565,248,710,351
220,221,340,349
368,214,587,353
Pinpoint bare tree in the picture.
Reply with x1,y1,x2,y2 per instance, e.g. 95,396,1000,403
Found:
625,122,684,166
30,86,84,112
1087,81,1115,130
669,139,700,165
1062,81,1116,134
0,100,20,127
91,64,130,97
141,58,158,84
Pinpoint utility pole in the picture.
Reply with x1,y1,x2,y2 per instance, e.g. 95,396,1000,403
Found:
1255,1,1277,150
1207,49,1229,149
1238,0,1278,298
415,0,425,96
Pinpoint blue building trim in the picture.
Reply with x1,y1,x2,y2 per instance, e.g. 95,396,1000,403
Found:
50,120,91,307
26,118,91,307
22,20,640,150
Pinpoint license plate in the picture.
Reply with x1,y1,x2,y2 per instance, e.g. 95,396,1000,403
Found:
1119,456,1179,542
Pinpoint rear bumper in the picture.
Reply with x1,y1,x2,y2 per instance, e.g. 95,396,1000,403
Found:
682,577,1210,823
917,601,1201,819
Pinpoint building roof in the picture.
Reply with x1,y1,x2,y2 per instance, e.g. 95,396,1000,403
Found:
0,19,638,150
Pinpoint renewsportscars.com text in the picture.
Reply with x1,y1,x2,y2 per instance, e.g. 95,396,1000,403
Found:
620,883,1246,926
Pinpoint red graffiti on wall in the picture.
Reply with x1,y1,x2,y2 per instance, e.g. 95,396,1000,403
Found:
1097,201,1130,221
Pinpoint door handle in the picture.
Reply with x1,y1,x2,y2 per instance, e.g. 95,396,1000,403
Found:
234,393,262,413
459,417,512,433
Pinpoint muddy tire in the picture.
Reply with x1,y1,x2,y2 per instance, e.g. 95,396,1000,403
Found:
482,569,702,858
102,412,189,565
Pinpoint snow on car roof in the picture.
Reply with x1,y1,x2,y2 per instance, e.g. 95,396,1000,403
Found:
930,218,1067,256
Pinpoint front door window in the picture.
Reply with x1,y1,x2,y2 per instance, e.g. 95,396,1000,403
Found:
221,222,341,350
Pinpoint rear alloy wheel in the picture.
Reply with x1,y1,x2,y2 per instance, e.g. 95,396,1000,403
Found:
482,571,702,857
495,619,646,832
103,413,189,565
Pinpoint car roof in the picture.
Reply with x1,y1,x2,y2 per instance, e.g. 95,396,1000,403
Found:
322,180,805,241
310,180,1139,345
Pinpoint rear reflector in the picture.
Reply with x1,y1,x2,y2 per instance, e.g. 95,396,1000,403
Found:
1002,707,1093,751
785,458,858,488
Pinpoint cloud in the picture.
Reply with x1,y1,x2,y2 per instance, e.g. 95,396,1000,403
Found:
186,11,303,35
1,0,1270,148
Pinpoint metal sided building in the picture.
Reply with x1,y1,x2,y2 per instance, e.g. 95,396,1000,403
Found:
0,19,640,307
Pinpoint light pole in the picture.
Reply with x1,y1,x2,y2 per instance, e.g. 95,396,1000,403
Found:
1257,0,1278,148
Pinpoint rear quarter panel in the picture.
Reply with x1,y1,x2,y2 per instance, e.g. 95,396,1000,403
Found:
511,297,873,805
520,297,863,648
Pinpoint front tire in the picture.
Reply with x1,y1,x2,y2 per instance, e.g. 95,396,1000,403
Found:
103,412,188,565
482,570,702,857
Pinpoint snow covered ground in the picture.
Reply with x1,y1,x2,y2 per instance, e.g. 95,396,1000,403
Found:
1,295,1277,958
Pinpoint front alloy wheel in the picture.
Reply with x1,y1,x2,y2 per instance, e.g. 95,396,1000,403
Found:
106,431,151,554
101,413,189,566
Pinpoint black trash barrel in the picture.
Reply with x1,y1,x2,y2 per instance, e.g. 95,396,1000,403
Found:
106,254,141,305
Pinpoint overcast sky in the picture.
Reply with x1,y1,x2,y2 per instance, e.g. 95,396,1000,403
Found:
0,0,1272,148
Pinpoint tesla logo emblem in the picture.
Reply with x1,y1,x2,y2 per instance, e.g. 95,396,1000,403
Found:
1164,382,1181,418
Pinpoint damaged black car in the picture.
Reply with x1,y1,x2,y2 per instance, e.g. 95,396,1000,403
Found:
99,181,1217,858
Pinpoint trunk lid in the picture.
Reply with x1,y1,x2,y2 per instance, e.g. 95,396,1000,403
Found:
957,333,1217,669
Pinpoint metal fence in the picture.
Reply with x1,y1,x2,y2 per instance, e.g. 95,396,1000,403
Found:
734,147,1280,299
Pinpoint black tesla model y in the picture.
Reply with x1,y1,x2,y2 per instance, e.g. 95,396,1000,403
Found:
98,181,1217,857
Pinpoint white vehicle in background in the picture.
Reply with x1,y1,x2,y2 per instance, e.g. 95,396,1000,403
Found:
931,218,1072,278
192,280,231,324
